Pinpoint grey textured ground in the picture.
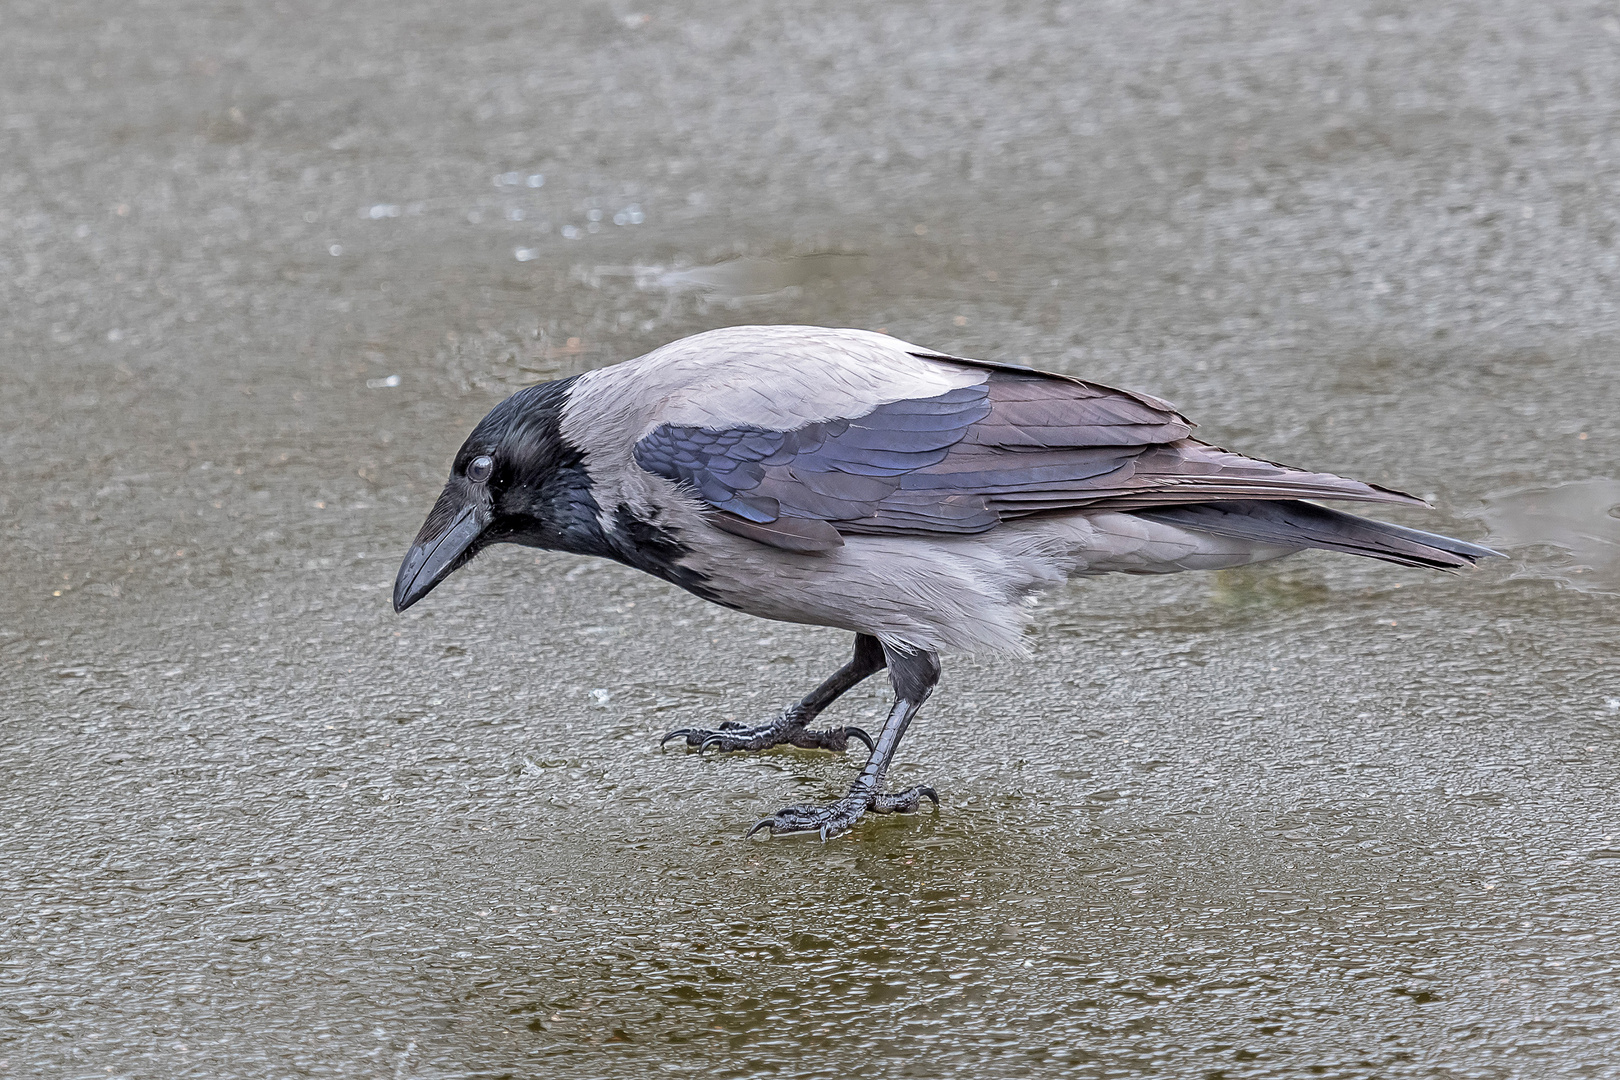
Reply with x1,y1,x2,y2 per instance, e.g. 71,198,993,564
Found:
3,1,1618,1077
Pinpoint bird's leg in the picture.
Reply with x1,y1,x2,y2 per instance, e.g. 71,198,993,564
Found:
748,645,941,840
660,634,886,755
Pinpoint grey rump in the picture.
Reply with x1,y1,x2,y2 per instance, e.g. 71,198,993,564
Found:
393,325,1499,839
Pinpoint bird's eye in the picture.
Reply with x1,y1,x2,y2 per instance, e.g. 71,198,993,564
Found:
466,455,494,483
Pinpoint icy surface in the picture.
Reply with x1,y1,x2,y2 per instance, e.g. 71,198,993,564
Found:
2,1,1618,1076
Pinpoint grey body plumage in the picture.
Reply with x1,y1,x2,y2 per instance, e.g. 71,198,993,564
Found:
395,325,1500,838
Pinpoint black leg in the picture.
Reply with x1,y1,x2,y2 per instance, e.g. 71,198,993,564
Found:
748,644,942,840
660,634,886,755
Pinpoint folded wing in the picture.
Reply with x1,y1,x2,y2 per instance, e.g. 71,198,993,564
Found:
632,354,1425,553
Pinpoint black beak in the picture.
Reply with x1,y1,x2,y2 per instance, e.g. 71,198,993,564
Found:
394,493,489,612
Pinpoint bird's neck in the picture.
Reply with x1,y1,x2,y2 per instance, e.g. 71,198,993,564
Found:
509,467,719,603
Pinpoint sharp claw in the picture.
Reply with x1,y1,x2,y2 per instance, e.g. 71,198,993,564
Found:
746,817,775,838
659,729,695,747
844,726,875,752
698,735,727,756
919,786,939,806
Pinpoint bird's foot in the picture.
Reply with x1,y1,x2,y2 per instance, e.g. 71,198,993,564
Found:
747,783,939,840
659,711,873,757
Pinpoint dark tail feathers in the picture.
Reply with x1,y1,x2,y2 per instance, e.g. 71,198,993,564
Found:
1136,499,1503,570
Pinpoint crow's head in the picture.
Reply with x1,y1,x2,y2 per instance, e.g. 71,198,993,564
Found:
393,376,590,612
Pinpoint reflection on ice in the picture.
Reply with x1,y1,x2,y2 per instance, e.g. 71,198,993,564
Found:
493,171,543,187
580,253,871,301
656,253,870,297
1479,478,1620,593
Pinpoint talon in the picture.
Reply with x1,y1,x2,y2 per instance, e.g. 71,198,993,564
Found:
747,817,775,838
698,734,730,756
844,726,874,752
659,728,697,747
871,784,940,815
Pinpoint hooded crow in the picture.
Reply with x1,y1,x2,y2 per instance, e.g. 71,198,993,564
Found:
394,325,1500,839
